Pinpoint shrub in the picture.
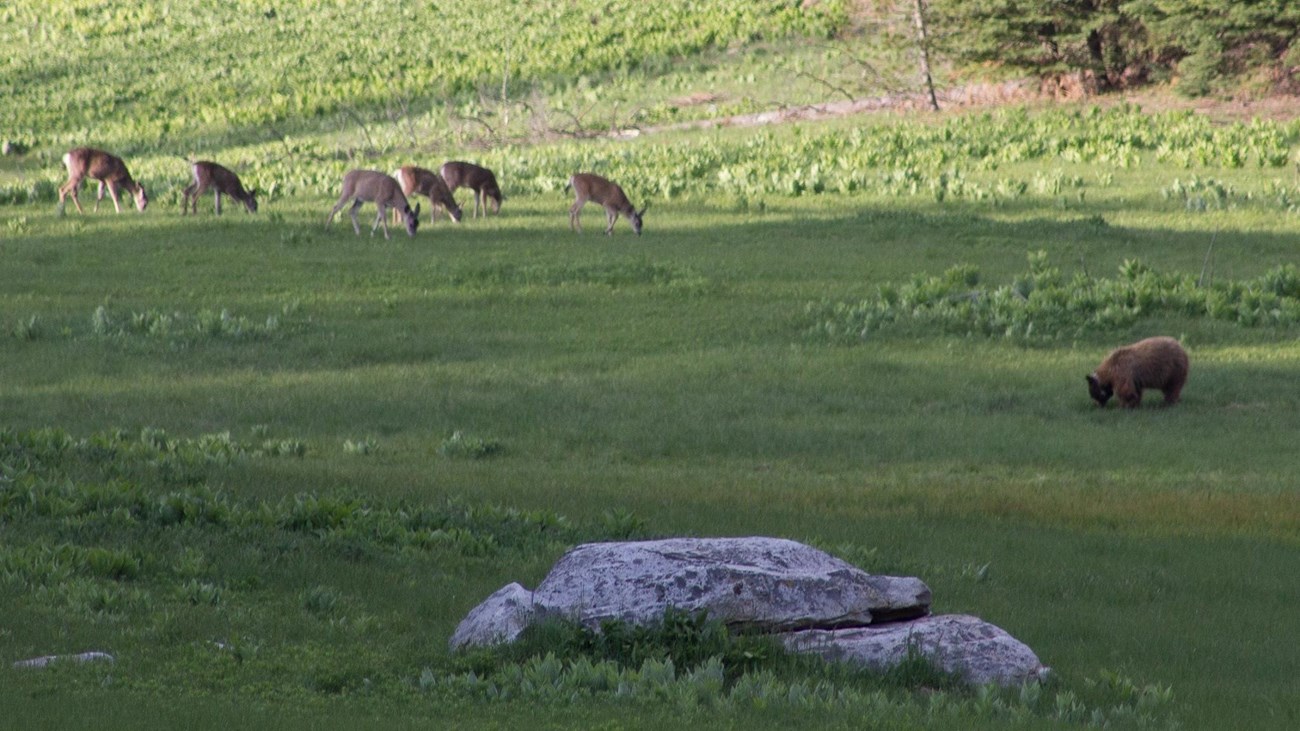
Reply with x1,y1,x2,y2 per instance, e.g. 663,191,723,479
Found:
807,251,1300,343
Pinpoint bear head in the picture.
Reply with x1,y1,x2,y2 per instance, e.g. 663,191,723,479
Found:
1085,373,1113,406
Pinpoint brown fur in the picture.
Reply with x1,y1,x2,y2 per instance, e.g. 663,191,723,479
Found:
1086,336,1189,408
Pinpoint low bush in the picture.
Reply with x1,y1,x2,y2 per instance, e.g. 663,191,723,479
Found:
807,251,1300,342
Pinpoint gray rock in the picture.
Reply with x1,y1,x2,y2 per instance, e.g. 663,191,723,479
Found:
13,651,115,669
781,614,1049,686
448,582,535,650
531,537,930,631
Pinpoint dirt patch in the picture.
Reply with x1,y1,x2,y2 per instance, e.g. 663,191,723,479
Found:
669,92,725,108
611,80,1038,139
608,82,1300,141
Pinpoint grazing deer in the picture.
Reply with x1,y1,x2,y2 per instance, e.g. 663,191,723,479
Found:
566,173,646,236
392,166,462,224
182,160,258,215
439,161,502,218
58,147,148,214
324,170,420,239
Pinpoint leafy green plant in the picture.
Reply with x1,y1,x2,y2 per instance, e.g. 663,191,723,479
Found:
302,585,342,618
342,437,379,456
439,431,503,460
11,314,40,340
808,252,1300,342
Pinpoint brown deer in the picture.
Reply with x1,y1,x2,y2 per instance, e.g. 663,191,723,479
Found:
324,170,420,239
439,161,502,218
392,166,462,224
566,173,646,236
58,147,148,214
182,160,258,215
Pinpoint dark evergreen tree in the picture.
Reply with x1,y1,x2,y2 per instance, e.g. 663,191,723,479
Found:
930,0,1144,90
1126,0,1300,94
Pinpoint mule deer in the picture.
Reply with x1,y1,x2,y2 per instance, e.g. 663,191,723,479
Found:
566,173,646,236
439,161,502,218
182,160,258,215
325,170,420,239
58,147,148,214
392,166,462,224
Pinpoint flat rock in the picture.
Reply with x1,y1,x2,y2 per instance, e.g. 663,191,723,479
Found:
531,537,931,631
781,614,1049,686
448,582,534,650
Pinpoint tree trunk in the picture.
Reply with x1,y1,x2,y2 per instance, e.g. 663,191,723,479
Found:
912,0,940,111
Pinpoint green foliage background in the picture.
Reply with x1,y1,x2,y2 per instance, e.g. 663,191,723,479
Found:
930,0,1300,94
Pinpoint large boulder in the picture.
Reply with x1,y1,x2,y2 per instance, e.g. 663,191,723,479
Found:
448,582,534,650
530,537,931,631
781,614,1049,686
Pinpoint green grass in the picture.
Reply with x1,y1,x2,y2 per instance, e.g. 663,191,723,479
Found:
6,2,1300,727
3,183,1299,729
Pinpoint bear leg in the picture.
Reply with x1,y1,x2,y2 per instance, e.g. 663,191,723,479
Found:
1116,380,1142,408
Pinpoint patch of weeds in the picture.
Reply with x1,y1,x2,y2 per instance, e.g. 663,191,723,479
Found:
438,614,1176,725
180,579,223,606
600,508,647,539
448,261,707,291
173,548,207,579
11,314,40,340
86,305,303,342
260,438,307,457
815,541,879,571
302,585,342,618
47,577,145,622
439,430,503,460
343,437,378,456
1162,176,1234,210
440,613,970,714
280,227,313,246
91,305,114,336
2,544,141,584
807,250,1300,342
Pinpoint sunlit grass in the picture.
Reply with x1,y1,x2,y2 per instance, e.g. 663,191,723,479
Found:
4,118,1300,728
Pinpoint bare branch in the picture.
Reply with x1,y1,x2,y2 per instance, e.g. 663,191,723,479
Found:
796,71,857,103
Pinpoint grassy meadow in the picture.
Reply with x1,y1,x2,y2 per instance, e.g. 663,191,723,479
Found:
4,2,1300,729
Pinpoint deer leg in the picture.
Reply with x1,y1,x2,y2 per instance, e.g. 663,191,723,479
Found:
604,208,617,235
325,197,349,230
348,200,364,235
60,177,86,214
93,180,105,212
108,180,126,213
569,200,584,232
214,189,223,216
372,203,391,239
107,180,126,213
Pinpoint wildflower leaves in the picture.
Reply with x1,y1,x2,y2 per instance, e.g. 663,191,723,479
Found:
807,251,1300,343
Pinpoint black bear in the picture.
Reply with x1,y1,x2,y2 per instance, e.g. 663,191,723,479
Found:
1086,336,1189,408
